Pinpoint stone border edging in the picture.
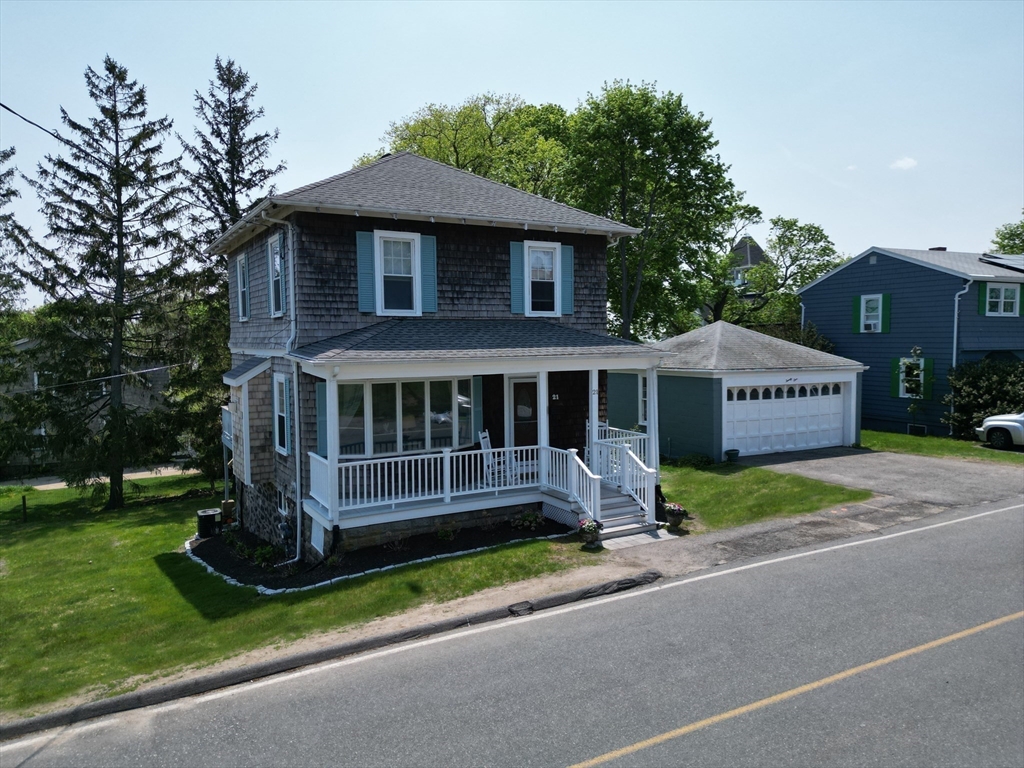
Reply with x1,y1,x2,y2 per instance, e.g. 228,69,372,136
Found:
0,569,662,741
184,531,573,593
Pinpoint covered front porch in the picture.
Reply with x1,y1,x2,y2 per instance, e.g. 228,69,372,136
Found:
290,319,663,547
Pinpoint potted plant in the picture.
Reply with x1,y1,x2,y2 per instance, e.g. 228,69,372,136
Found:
724,448,740,462
578,517,603,548
665,502,689,531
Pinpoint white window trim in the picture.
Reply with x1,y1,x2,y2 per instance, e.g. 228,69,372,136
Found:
273,372,290,455
268,237,285,318
236,254,249,321
899,356,924,399
985,282,1020,317
374,230,422,317
276,486,288,517
861,293,882,333
524,240,561,317
639,375,648,425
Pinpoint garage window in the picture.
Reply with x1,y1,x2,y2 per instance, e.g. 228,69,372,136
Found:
750,388,759,400
809,385,819,396
762,388,772,400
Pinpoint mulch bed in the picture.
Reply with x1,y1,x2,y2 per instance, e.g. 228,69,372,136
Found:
189,518,577,590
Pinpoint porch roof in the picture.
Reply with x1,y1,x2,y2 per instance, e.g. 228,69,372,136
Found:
290,319,660,368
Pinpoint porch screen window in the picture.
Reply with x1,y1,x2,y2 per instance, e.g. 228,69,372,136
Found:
639,376,648,424
429,380,454,448
402,382,427,451
338,383,365,455
372,383,398,455
528,245,556,314
458,379,472,446
381,238,414,312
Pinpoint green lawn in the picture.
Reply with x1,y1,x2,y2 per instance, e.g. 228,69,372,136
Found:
860,429,1024,465
659,463,872,530
0,476,595,717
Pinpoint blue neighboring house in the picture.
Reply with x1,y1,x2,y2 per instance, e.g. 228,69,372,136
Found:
799,247,1024,435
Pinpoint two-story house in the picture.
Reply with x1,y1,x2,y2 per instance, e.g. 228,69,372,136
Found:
799,247,1023,435
214,153,663,561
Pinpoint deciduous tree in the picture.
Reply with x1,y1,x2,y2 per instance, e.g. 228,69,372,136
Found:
992,211,1024,254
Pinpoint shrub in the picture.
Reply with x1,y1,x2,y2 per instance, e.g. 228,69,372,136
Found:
942,358,1024,438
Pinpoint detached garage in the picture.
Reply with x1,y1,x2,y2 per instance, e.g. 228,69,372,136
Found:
608,322,866,462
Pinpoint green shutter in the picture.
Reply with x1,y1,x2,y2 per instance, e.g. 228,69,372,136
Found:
472,376,483,441
421,235,437,313
852,295,861,333
890,358,901,398
977,282,987,315
356,232,375,313
560,244,574,315
922,358,934,400
510,242,524,314
881,293,891,333
316,382,327,458
284,377,293,455
1019,285,1023,316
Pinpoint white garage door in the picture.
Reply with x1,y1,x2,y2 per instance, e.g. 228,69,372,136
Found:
724,383,845,455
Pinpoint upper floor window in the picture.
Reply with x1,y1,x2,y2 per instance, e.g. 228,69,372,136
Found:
375,230,422,316
268,234,286,317
861,294,882,333
236,254,249,321
526,242,559,316
986,283,1020,317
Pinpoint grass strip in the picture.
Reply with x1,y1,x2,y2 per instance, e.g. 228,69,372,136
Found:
859,430,1024,465
0,476,594,716
660,464,872,530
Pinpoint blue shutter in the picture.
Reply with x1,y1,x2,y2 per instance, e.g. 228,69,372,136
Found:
472,376,483,442
510,242,524,314
421,235,437,313
357,231,375,313
279,231,288,313
316,382,327,458
560,244,574,315
284,377,293,455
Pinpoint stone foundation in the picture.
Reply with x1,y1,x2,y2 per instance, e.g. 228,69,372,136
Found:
237,480,296,551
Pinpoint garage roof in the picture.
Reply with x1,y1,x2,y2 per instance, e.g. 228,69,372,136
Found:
655,322,864,372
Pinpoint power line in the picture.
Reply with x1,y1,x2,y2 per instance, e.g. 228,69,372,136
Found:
5,363,184,395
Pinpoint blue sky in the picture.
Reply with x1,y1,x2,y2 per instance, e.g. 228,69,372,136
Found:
2,0,1021,300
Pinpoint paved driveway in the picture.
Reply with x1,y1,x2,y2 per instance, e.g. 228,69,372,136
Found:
739,447,1024,506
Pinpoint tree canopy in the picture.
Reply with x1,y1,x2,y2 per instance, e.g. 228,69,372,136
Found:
992,211,1024,255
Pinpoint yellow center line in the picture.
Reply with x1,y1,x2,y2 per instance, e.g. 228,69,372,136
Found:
569,610,1024,768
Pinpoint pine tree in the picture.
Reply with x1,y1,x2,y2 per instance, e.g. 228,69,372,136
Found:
25,56,184,508
0,147,30,311
167,57,284,486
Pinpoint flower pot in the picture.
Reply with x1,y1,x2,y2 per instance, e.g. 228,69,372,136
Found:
666,512,686,529
724,449,740,462
580,530,601,548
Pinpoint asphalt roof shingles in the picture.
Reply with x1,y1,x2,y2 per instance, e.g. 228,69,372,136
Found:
654,321,863,371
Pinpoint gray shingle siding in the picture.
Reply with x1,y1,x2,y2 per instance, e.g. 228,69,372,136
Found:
228,227,292,352
802,251,963,432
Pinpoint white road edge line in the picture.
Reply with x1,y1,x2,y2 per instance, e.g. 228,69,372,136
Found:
4,500,1022,751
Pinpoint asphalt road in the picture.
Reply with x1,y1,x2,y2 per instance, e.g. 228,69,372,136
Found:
4,498,1022,768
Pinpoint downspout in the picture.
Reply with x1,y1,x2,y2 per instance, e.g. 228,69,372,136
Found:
949,279,972,435
800,302,806,331
262,211,304,563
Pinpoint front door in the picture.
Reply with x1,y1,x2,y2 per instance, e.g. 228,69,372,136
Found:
509,378,538,447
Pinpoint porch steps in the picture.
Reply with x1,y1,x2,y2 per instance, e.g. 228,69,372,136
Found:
598,484,658,540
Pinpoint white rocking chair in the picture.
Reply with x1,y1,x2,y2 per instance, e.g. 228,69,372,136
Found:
479,429,517,487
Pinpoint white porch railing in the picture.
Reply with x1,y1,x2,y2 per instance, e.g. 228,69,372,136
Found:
307,445,604,523
592,440,656,522
593,421,648,466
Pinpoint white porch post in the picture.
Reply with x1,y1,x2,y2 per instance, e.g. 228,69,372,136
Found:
326,376,339,520
537,371,549,487
646,365,660,482
588,368,599,467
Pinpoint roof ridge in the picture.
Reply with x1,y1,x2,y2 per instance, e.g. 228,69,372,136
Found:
276,153,403,200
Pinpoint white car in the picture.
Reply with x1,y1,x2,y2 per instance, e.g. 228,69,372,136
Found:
975,412,1024,450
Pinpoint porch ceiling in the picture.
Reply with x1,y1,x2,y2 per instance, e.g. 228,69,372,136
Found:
290,319,662,372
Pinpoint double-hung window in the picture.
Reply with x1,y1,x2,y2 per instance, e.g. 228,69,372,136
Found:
273,373,292,455
861,294,882,333
375,231,421,316
639,376,648,425
899,357,924,398
268,235,285,317
525,241,560,316
986,283,1020,316
236,254,249,320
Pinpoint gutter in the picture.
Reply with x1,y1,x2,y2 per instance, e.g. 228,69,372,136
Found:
949,278,973,434
261,211,303,565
